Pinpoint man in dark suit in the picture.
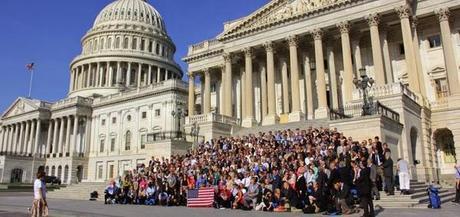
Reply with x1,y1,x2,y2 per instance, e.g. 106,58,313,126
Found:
356,160,375,217
382,152,394,195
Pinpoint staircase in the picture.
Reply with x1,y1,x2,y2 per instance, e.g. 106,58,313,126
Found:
233,120,329,136
374,180,456,208
47,182,107,201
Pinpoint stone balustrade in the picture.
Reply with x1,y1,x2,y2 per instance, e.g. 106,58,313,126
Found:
352,82,419,102
186,113,240,126
52,96,93,110
188,39,222,55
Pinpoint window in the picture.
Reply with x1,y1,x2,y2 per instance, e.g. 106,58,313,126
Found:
97,165,103,179
142,112,147,119
123,37,129,49
435,78,449,98
141,134,146,149
100,139,105,153
428,35,441,48
100,38,105,50
155,44,160,55
112,117,117,124
141,39,145,51
155,109,161,117
107,37,112,49
125,131,131,151
109,165,114,179
148,41,153,53
127,115,132,122
110,138,115,152
132,38,137,50
101,119,106,126
115,37,120,49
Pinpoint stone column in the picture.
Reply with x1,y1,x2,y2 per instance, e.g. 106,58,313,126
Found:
6,126,12,153
148,65,152,85
137,63,142,90
84,117,92,155
366,13,386,85
395,5,421,93
0,127,3,153
65,116,72,155
12,124,18,154
337,21,354,104
240,66,246,119
34,120,41,156
188,73,195,116
23,121,30,155
71,116,78,156
304,54,314,120
224,53,233,117
126,62,132,86
157,67,161,82
352,38,363,75
18,122,25,155
46,121,53,155
288,36,303,121
107,62,112,87
312,29,329,119
69,69,75,92
281,58,290,114
116,62,122,85
260,63,268,119
58,118,64,155
242,47,255,127
436,8,460,95
52,119,59,155
95,62,101,87
381,27,394,84
203,69,211,114
263,41,279,125
86,64,92,87
327,46,339,110
411,18,427,96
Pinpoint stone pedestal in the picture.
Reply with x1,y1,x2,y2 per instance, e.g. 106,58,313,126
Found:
241,117,257,128
288,111,305,122
314,107,329,120
262,114,279,126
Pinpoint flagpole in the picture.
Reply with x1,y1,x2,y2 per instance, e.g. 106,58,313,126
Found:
28,68,34,98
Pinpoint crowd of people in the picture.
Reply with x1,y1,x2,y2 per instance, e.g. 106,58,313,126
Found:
104,127,402,217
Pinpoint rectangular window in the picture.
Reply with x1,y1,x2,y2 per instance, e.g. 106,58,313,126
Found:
141,135,146,149
112,117,116,124
399,43,405,55
142,112,147,119
428,35,441,48
155,109,161,117
141,39,145,51
110,138,115,152
108,165,114,179
97,165,103,179
100,139,105,153
101,119,106,126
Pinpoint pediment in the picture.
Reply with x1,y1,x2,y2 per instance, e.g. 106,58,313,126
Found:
220,0,353,40
2,97,41,119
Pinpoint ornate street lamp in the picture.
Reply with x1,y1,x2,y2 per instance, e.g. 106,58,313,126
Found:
171,108,185,138
353,68,375,116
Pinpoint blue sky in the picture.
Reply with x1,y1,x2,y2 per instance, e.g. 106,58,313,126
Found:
0,0,268,112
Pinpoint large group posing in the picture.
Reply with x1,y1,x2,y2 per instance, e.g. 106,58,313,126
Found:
104,127,404,217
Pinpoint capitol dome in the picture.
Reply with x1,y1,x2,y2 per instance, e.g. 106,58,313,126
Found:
68,0,182,98
93,0,166,33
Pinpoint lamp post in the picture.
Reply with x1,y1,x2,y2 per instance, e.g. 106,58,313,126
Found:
353,68,375,116
190,122,199,150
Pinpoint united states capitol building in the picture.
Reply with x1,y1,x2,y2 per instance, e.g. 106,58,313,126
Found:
0,0,189,184
1,0,460,185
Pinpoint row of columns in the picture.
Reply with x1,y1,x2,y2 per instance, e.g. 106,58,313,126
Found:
0,119,42,156
70,62,179,92
45,115,89,158
188,6,460,125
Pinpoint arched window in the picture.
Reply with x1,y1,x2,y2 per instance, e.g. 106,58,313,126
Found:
107,37,112,49
123,37,129,49
132,38,138,50
100,38,105,50
155,44,160,55
125,131,131,151
148,41,153,53
51,166,56,176
57,166,62,180
115,37,120,49
140,39,145,51
94,39,98,51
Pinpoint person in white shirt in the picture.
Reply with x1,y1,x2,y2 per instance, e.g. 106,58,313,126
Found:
397,158,410,195
31,170,48,217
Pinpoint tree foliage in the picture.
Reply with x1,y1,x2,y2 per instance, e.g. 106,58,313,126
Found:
433,128,456,158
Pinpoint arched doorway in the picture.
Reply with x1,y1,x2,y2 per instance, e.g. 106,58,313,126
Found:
76,166,83,183
410,127,418,164
57,166,62,181
64,165,69,184
10,168,23,183
51,166,56,176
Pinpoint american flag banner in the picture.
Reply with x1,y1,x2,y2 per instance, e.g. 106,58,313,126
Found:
26,63,35,72
187,188,214,208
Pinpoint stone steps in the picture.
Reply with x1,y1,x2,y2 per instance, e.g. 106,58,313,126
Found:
47,182,106,201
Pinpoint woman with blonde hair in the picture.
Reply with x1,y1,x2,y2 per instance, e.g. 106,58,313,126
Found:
30,170,48,217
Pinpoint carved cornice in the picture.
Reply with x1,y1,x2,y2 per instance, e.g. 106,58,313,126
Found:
395,4,412,20
337,21,351,34
311,29,323,40
219,0,361,41
366,13,380,27
435,8,450,22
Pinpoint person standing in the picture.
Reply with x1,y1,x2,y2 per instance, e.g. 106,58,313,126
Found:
382,152,394,195
368,159,380,200
397,158,410,195
453,163,460,203
356,160,375,217
31,170,48,217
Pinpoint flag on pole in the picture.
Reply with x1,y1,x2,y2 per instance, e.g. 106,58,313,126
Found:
186,188,214,208
26,63,35,72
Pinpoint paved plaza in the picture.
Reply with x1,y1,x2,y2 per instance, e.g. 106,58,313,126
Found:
0,192,457,217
